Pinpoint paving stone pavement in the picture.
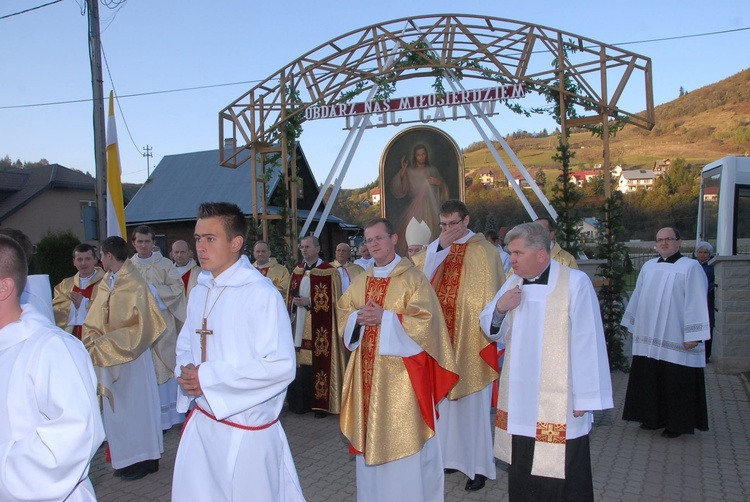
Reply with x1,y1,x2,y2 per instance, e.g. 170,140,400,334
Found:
89,366,750,501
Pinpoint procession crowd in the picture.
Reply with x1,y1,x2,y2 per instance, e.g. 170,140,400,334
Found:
0,198,711,501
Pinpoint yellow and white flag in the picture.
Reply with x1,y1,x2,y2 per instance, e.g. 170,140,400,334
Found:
106,90,126,238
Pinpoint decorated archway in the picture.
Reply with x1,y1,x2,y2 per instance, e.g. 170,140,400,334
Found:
219,14,654,250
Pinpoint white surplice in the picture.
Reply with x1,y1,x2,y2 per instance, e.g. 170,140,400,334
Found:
480,261,613,440
172,255,304,502
0,305,105,501
342,256,445,502
622,256,710,367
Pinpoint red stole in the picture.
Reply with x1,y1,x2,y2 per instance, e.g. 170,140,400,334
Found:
351,276,459,455
181,269,192,292
71,281,97,340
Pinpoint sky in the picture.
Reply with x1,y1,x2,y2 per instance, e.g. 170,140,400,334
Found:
1,0,749,189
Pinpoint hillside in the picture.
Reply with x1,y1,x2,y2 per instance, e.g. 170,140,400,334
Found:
464,68,750,178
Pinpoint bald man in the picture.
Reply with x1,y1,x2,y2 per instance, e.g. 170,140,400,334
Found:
331,243,364,293
252,241,291,296
172,240,201,300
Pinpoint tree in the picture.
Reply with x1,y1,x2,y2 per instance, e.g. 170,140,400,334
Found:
31,231,80,287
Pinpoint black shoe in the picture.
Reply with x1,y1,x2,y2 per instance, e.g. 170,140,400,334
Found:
314,411,328,419
112,466,130,477
662,430,681,439
122,459,159,481
465,474,486,491
444,468,458,474
640,423,662,430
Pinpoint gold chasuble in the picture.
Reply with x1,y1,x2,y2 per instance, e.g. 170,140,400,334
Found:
286,262,344,413
52,268,106,335
338,259,459,466
254,257,291,296
82,260,167,408
417,234,505,400
551,243,578,269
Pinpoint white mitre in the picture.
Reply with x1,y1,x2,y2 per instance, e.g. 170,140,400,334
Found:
405,217,431,246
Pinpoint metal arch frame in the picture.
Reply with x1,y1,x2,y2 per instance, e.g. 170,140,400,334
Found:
219,14,655,246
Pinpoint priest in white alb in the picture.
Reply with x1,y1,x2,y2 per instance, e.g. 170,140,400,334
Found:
0,235,105,501
83,236,167,481
621,227,710,438
173,202,304,501
480,222,613,502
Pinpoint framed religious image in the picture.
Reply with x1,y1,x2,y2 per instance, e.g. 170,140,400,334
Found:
380,126,464,256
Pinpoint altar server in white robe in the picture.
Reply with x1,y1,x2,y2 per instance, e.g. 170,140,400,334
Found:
173,202,304,502
621,227,710,438
480,223,613,502
0,235,105,501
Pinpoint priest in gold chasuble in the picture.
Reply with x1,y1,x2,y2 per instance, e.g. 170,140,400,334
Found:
52,243,105,339
338,218,458,502
285,235,343,416
252,240,291,296
82,236,167,478
416,199,505,492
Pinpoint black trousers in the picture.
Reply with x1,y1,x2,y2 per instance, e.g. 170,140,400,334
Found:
286,365,312,414
508,434,594,502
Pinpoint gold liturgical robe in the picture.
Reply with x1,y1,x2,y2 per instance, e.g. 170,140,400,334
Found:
551,242,579,269
254,257,291,296
338,259,458,466
129,252,186,384
415,233,505,399
82,261,167,406
52,268,106,332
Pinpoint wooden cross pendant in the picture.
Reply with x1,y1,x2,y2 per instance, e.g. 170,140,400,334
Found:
196,318,213,362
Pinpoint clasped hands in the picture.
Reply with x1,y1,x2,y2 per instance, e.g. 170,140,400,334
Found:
292,296,311,309
357,299,384,326
70,290,84,308
177,363,203,396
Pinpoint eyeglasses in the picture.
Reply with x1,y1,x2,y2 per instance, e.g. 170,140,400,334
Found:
364,234,391,245
439,217,465,229
655,237,678,243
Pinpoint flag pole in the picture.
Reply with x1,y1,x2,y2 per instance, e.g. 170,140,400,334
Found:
106,91,126,238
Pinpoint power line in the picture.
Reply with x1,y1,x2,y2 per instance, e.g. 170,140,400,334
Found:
0,79,263,110
0,25,749,111
612,26,750,46
101,42,141,155
0,0,64,20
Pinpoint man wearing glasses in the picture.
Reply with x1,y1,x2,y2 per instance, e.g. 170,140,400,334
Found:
285,236,343,418
415,199,505,491
621,227,710,438
338,217,458,502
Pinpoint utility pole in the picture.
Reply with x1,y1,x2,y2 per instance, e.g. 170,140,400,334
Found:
143,145,153,178
87,0,107,242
